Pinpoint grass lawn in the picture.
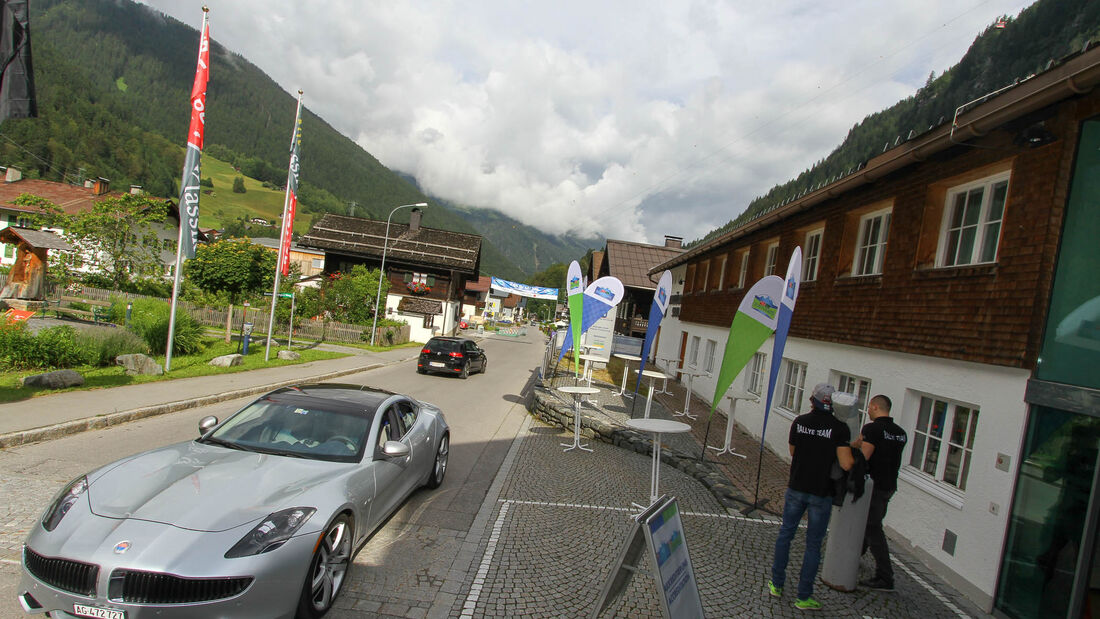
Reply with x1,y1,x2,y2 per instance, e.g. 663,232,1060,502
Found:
0,339,347,404
194,155,314,235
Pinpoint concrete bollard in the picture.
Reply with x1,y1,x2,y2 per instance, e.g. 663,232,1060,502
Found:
821,477,874,592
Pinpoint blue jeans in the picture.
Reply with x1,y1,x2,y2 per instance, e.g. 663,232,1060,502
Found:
771,488,834,600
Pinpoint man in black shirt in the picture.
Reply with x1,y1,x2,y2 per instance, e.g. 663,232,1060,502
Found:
855,394,907,591
769,383,854,611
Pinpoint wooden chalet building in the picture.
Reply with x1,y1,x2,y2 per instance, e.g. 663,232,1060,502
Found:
299,209,481,343
588,236,684,338
651,45,1100,617
0,168,200,278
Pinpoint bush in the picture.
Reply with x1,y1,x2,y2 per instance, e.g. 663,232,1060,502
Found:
127,278,172,298
232,176,246,193
74,326,150,366
125,298,206,356
0,323,96,370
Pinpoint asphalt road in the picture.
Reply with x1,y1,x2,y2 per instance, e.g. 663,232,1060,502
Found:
0,330,543,618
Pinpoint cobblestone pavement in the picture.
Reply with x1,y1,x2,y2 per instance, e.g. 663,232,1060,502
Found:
439,365,992,618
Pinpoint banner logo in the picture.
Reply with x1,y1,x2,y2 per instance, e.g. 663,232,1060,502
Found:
751,295,778,320
658,288,667,305
786,279,797,300
593,285,615,301
569,276,581,291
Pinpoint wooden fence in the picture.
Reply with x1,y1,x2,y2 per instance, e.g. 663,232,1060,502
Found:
0,274,410,345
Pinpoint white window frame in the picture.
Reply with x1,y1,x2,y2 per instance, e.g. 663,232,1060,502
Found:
311,258,324,269
853,207,891,276
778,358,807,413
937,172,1010,267
764,243,779,276
689,335,701,367
803,229,823,282
700,261,710,292
716,256,727,290
905,395,979,499
745,352,767,395
835,372,871,428
736,251,749,289
703,339,717,373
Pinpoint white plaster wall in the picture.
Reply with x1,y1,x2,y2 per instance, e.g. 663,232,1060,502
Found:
386,294,459,343
667,318,1029,604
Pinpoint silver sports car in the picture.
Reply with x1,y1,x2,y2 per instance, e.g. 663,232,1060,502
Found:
18,383,450,619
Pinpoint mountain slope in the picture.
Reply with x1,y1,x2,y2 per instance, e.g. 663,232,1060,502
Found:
0,0,528,278
691,0,1100,247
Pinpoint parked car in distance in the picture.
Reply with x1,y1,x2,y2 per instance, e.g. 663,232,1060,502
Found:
459,320,469,330
18,384,450,619
417,336,486,379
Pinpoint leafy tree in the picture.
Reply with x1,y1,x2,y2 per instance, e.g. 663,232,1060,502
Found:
185,238,275,304
305,264,388,325
19,192,168,289
232,176,246,193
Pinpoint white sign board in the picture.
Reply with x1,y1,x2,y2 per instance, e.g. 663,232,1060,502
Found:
582,311,615,363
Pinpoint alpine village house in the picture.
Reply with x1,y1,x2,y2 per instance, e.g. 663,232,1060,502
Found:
650,43,1100,618
299,208,481,344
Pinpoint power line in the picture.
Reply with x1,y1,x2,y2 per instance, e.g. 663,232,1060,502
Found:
0,131,82,185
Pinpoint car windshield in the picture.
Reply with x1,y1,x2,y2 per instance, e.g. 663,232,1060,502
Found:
426,339,462,353
203,397,374,463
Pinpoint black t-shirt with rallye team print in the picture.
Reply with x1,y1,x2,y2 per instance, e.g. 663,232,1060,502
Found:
860,416,908,493
788,409,852,497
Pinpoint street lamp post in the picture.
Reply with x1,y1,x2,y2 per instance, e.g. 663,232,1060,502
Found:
371,202,428,346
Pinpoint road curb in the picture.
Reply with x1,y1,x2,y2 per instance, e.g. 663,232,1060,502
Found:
0,361,392,450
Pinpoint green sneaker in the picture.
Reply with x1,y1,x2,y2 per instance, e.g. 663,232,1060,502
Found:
767,581,782,598
794,597,823,611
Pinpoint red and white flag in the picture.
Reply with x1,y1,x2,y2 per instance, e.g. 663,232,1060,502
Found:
177,9,209,261
277,95,303,276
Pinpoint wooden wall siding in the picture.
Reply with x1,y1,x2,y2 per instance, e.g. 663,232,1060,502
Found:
678,92,1100,369
387,269,455,302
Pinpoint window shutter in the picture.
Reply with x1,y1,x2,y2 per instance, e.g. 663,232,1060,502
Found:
404,272,412,283
427,275,436,287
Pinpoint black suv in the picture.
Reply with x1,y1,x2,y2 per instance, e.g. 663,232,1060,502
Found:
417,337,487,379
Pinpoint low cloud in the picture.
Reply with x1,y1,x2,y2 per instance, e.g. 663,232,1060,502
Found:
144,0,1029,244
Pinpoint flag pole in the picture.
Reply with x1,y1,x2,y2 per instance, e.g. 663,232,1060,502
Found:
166,6,209,372
265,90,303,361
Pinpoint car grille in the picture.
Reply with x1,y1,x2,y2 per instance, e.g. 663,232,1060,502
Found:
108,569,253,604
23,546,99,597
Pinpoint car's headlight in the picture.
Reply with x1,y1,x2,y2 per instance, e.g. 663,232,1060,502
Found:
225,507,316,558
42,476,88,532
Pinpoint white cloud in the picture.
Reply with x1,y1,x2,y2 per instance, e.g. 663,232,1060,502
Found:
141,0,1033,243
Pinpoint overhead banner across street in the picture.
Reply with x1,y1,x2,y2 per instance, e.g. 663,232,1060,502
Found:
490,277,559,300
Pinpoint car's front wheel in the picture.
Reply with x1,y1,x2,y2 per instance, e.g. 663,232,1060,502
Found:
426,433,449,489
296,514,353,618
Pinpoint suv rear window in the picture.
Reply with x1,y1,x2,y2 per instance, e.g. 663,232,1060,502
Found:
425,338,462,353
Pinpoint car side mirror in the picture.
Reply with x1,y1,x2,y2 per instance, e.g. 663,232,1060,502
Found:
382,440,410,458
198,415,219,437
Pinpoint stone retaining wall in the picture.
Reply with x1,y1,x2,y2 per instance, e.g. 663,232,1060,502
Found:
526,381,746,509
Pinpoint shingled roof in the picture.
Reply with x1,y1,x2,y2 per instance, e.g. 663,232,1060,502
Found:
0,178,115,215
604,239,684,290
0,227,74,251
300,214,481,275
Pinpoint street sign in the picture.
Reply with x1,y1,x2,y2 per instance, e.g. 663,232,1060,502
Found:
263,292,294,298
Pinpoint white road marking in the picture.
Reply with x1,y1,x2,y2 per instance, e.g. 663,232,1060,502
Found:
481,498,969,618
891,555,972,618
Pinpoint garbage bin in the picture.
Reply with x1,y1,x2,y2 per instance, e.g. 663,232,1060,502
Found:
821,391,871,592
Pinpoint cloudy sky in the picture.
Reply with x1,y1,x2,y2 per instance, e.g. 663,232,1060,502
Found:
140,0,1033,244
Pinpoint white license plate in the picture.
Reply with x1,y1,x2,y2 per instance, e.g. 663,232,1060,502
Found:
429,362,445,368
73,605,125,619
